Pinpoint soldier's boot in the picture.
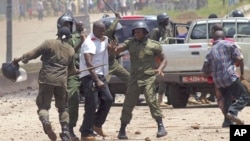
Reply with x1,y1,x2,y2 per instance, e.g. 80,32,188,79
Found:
156,118,167,138
188,95,201,105
60,122,71,141
158,95,169,107
40,117,57,141
117,123,128,140
69,125,80,141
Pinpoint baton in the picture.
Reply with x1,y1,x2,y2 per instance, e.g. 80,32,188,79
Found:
103,0,117,13
79,64,107,72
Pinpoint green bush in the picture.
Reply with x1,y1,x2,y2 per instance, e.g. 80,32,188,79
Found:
137,0,249,19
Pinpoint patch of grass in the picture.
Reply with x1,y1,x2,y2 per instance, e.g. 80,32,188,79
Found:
137,0,250,19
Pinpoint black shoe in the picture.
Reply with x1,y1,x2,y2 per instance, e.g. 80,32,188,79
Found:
60,132,71,141
69,132,79,141
69,126,79,141
156,126,167,138
207,96,215,102
117,130,128,140
222,120,234,128
226,113,244,125
136,98,145,104
43,122,57,141
156,118,167,138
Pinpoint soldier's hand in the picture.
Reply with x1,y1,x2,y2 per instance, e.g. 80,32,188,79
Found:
75,69,81,75
154,69,164,77
108,40,116,53
115,12,121,19
13,57,21,63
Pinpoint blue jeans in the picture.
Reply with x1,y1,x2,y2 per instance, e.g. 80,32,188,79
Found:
79,75,113,137
219,79,250,117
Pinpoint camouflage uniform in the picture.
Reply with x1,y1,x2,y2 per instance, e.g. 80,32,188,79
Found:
20,37,76,141
105,19,130,86
120,38,164,124
150,25,174,44
67,31,82,130
117,21,167,140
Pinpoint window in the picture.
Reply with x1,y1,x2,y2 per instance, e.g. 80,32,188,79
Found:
190,21,250,39
190,24,206,39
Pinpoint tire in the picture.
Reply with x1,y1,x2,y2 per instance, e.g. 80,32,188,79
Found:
169,84,189,108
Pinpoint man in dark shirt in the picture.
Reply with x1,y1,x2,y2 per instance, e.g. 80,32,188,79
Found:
202,30,249,126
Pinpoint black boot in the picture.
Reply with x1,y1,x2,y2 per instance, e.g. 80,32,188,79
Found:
60,122,71,141
69,125,80,141
117,122,128,139
222,115,234,128
156,118,167,138
39,117,57,141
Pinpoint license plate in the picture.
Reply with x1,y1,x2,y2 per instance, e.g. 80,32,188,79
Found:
182,76,208,82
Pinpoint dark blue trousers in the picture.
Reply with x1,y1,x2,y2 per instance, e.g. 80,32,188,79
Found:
79,75,113,137
219,79,250,117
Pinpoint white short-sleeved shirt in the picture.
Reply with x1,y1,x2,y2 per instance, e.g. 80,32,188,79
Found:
79,33,109,78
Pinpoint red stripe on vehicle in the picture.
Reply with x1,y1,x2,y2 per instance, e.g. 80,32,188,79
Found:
189,45,201,48
122,16,144,19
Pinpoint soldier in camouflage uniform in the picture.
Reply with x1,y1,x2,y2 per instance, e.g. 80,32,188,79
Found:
57,13,85,141
150,13,174,44
103,13,130,89
14,27,78,141
150,13,174,107
114,21,168,139
67,21,85,141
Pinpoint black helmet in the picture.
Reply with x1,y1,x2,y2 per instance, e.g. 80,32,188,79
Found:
1,62,27,82
102,20,113,30
131,21,149,35
231,10,244,17
57,12,74,30
102,19,122,31
58,27,72,39
208,13,218,19
157,13,169,23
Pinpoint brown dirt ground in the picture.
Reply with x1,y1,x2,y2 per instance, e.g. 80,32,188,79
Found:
1,11,250,141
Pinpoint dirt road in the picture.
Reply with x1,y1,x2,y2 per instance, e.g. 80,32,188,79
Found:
1,89,250,141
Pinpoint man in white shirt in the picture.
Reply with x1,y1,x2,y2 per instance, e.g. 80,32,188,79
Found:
79,21,114,141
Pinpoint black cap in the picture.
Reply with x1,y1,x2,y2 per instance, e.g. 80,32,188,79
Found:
58,27,72,39
208,14,218,19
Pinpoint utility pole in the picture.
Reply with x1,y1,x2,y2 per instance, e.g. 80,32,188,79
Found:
6,0,13,62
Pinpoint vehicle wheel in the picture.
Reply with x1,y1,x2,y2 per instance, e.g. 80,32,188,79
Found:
169,84,189,108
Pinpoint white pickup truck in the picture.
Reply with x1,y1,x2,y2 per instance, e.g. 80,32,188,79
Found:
157,17,250,108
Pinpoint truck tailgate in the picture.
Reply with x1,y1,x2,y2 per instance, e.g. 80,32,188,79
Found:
162,43,209,72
